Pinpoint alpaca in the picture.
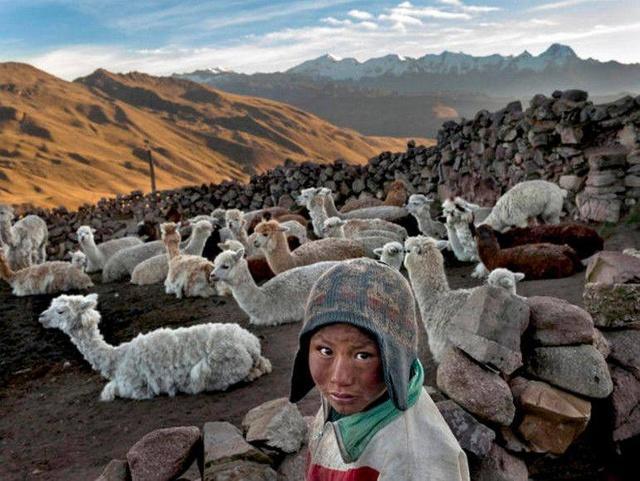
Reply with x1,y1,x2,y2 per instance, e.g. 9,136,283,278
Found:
102,237,171,283
373,241,404,271
39,293,272,401
211,248,340,326
475,224,582,280
163,223,216,299
218,239,275,283
244,207,289,233
0,247,93,296
297,187,406,240
340,179,409,213
70,250,89,272
130,220,213,285
321,217,390,257
403,236,477,363
441,198,478,262
77,226,143,273
623,248,640,259
253,220,366,274
487,268,525,297
481,180,567,232
406,195,447,239
210,208,233,243
0,204,48,268
319,187,409,222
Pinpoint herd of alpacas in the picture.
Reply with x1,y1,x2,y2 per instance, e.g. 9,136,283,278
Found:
1,179,614,400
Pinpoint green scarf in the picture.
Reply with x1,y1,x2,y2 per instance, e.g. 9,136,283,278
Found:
329,359,424,463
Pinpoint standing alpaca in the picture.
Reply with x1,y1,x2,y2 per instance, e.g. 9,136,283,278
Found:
403,236,478,363
77,226,143,273
373,241,404,271
163,223,216,299
253,220,366,274
481,180,567,232
476,224,582,280
441,198,478,262
321,217,390,257
406,195,447,239
39,293,272,401
0,247,93,296
130,220,213,285
487,268,525,297
0,204,48,268
211,248,340,325
340,179,409,212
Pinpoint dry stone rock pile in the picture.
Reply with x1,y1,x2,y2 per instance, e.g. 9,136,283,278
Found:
434,287,612,481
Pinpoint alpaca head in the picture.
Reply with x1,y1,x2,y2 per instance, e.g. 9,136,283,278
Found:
77,225,96,245
296,187,323,207
0,204,15,223
443,199,474,225
9,226,33,267
406,194,433,215
225,209,245,233
487,268,525,295
373,241,404,270
253,220,288,252
161,222,180,239
71,250,88,272
475,224,497,244
39,293,99,335
210,208,227,228
192,220,214,238
403,235,446,271
218,239,245,252
211,248,245,285
321,217,346,237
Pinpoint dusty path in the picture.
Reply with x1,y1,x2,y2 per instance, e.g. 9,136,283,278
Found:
0,226,638,481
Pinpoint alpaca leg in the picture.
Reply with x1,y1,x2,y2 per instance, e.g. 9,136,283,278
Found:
100,381,119,401
244,356,272,382
471,262,489,278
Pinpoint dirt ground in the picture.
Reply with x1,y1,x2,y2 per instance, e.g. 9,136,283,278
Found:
1,226,638,481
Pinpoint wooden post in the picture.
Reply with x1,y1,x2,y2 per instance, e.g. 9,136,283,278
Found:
145,139,157,194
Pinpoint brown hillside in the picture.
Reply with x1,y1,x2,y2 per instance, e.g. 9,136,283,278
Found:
0,63,430,209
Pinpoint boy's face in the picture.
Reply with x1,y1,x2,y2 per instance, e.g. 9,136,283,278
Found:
308,323,387,415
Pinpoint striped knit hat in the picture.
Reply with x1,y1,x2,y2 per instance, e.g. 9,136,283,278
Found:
289,258,419,410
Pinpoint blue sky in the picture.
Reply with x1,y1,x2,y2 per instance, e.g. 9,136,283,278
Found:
1,0,639,79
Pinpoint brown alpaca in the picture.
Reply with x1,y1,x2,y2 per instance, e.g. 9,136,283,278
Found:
340,179,409,213
254,220,366,274
495,223,604,259
245,207,290,232
0,248,93,296
476,225,582,280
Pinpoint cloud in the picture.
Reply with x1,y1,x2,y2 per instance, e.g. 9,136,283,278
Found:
528,0,595,12
348,9,373,20
322,17,353,26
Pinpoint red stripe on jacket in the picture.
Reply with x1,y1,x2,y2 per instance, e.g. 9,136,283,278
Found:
307,463,380,481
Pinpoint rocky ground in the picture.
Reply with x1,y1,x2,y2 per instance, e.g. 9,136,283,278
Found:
0,225,638,481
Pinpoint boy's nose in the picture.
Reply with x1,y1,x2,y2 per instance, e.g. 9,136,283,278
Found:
329,356,355,387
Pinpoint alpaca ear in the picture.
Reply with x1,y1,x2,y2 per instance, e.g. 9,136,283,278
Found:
514,272,525,282
233,248,245,261
436,240,450,251
277,225,289,232
81,293,98,311
217,242,227,250
373,248,383,257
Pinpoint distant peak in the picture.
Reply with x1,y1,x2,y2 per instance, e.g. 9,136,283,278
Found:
540,43,577,58
321,53,343,62
518,50,533,58
207,66,233,74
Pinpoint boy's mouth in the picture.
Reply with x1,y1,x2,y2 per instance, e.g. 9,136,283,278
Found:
329,392,356,403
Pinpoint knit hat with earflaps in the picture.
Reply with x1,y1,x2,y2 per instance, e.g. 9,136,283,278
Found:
289,258,419,411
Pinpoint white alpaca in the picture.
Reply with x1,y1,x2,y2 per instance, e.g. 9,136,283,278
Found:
102,239,169,283
487,268,526,298
77,226,143,273
373,241,404,271
297,187,405,241
319,187,408,222
481,180,567,232
623,248,640,259
403,236,479,363
0,204,48,268
406,195,447,239
211,248,340,326
321,217,390,257
70,250,89,272
130,220,213,286
38,293,272,401
0,247,93,296
441,199,478,263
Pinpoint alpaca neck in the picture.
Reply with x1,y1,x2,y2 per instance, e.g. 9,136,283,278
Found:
0,255,15,283
454,221,477,257
227,261,269,317
414,207,435,235
307,199,328,237
264,231,295,272
322,195,341,218
335,225,346,238
81,236,105,266
231,227,251,250
445,221,465,258
164,237,180,260
69,313,119,379
476,233,499,268
0,219,15,246
407,254,449,314
184,229,210,256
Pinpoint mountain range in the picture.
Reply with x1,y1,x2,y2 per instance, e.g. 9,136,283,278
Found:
0,63,415,209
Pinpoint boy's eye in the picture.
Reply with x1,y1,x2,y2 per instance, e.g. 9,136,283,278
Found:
318,347,332,356
355,352,373,360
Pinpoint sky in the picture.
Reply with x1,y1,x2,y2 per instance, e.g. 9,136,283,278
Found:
1,0,639,80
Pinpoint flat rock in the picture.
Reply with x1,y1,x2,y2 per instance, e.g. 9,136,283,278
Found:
526,296,594,346
525,345,613,398
436,400,495,457
583,283,640,328
470,443,528,481
610,365,640,442
436,347,515,426
577,195,621,223
127,427,201,481
604,329,640,378
448,286,529,375
585,251,640,284
95,459,130,481
511,378,591,454
242,398,307,454
203,422,271,476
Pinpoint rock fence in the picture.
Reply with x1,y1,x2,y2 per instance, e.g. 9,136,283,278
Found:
12,89,640,260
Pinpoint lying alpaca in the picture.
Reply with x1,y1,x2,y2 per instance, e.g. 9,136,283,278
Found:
340,179,409,212
481,180,567,232
476,224,582,280
0,204,48,268
39,293,271,400
163,223,216,299
319,187,409,222
211,248,340,325
102,238,169,283
487,268,525,297
253,220,366,274
77,226,143,273
130,220,213,285
406,195,447,239
403,236,477,363
321,217,390,257
0,247,93,296
373,241,404,271
70,251,89,272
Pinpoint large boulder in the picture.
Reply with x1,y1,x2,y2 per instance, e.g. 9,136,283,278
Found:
526,296,594,346
127,426,201,481
525,345,613,398
469,443,528,481
604,329,640,378
437,347,516,426
436,400,495,457
447,286,529,375
510,377,591,454
609,365,640,442
583,283,640,328
242,398,307,454
585,251,640,284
